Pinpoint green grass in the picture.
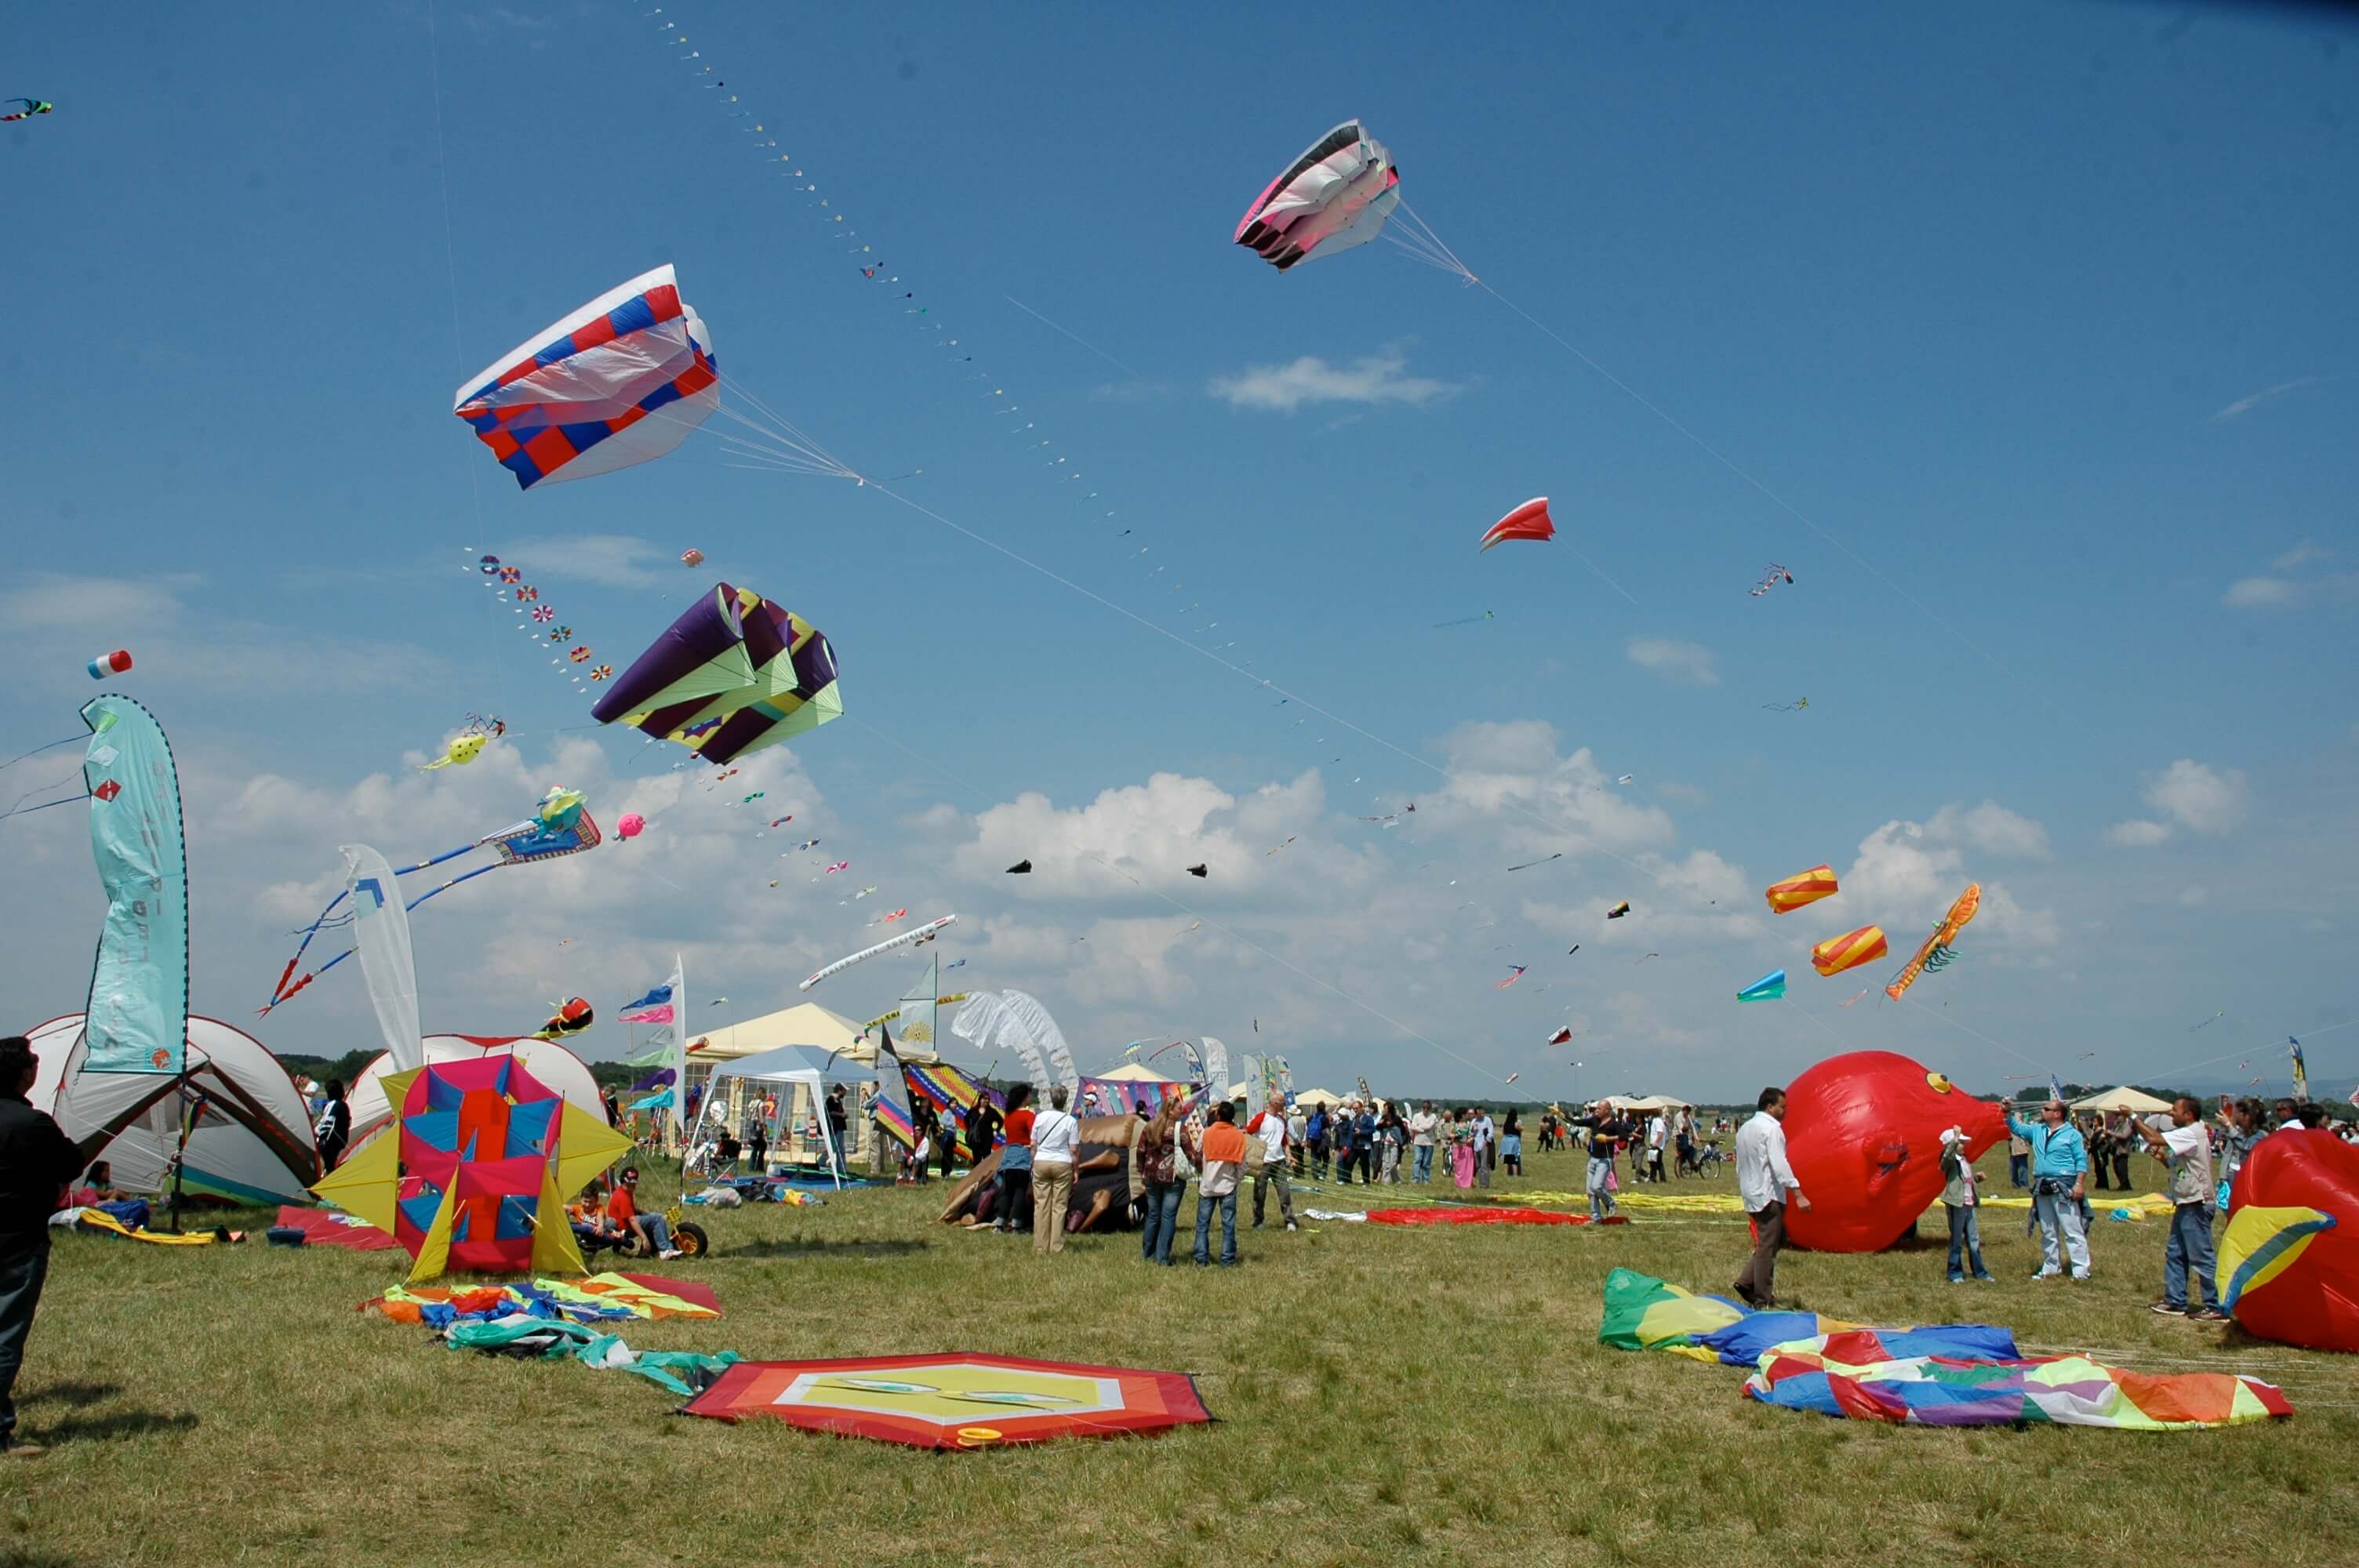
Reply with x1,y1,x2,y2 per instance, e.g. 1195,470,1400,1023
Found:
5,1149,2356,1567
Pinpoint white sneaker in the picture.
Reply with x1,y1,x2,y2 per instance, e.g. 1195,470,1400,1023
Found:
658,1248,682,1260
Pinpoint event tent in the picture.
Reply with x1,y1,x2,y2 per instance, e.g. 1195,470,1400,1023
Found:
688,1002,868,1063
1292,1087,1343,1109
690,1045,874,1187
2070,1086,2174,1116
1608,1094,1696,1112
24,1013,321,1206
1094,1062,1186,1084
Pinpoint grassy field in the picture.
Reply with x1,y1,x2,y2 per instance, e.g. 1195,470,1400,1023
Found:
3,1147,2355,1568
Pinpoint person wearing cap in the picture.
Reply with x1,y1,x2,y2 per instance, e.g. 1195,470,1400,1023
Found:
1938,1126,1995,1283
2005,1097,2091,1281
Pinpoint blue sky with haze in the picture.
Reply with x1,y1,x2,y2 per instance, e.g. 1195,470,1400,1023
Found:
3,1,2354,1101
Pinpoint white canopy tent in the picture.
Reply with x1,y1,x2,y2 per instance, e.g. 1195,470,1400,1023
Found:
2069,1085,2174,1116
689,1045,874,1188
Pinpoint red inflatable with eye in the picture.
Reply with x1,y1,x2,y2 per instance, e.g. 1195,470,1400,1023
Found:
2222,1131,2359,1353
1779,1050,2007,1253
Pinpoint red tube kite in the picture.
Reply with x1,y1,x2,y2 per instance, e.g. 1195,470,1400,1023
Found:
1811,925,1888,978
1479,498,1554,553
1765,865,1838,914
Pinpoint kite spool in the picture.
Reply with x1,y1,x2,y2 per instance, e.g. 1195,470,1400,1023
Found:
87,649,133,680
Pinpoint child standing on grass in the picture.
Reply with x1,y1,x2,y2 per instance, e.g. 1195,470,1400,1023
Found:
1939,1126,1995,1283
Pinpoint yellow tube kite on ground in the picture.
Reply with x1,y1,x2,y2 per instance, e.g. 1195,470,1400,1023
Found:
1765,865,1838,914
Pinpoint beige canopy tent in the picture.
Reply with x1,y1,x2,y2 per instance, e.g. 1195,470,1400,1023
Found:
2070,1085,2174,1116
1094,1062,1187,1084
1292,1087,1344,1109
1607,1094,1695,1112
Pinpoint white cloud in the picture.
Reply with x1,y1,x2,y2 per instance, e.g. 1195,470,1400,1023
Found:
1925,800,2052,861
2224,576,2299,609
1624,637,1719,688
2208,376,2326,423
2177,887,2210,908
493,534,671,588
1840,822,2058,959
1209,350,1456,413
2223,542,2357,612
2143,758,2248,836
1433,720,1677,860
2274,540,2330,572
2106,819,2174,848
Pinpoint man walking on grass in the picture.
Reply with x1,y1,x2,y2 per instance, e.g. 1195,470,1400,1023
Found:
0,1036,86,1458
1245,1092,1297,1232
1733,1086,1810,1308
2125,1098,2226,1321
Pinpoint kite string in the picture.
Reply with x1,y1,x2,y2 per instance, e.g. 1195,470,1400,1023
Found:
1899,995,2053,1076
838,715,1511,1084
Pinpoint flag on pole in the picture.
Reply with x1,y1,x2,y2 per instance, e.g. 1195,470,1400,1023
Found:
2289,1036,2308,1102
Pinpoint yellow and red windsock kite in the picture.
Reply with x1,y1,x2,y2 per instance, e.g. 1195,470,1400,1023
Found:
1765,865,1839,914
1812,925,1888,978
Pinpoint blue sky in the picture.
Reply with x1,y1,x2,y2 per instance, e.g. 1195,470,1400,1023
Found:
3,1,2354,1102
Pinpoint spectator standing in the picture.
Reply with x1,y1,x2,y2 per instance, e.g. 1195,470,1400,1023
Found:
1245,1093,1297,1231
1306,1104,1331,1181
1187,1103,1248,1267
1733,1087,1811,1308
1573,1103,1635,1221
1474,1106,1496,1187
1939,1126,1994,1283
2005,1098,2092,1282
1030,1086,1080,1256
314,1080,351,1174
2008,1126,2031,1190
1136,1096,1183,1266
0,1038,81,1458
993,1084,1035,1236
2127,1098,2226,1320
1409,1102,1438,1183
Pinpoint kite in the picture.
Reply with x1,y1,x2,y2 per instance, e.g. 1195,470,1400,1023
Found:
1616,775,1634,785
1265,837,1296,856
263,789,602,1013
2290,1036,2308,1102
945,958,967,971
1507,852,1563,873
1433,611,1497,628
795,839,821,851
1234,121,1400,273
1005,859,1032,874
801,916,956,990
869,909,909,926
1884,884,1981,1001
1763,699,1810,712
589,583,842,765
421,732,487,771
681,549,705,567
2,99,53,122
616,813,646,840
1749,564,1796,597
311,1055,630,1283
1811,925,1888,978
1566,945,1581,956
2221,1129,2357,1353
1479,498,1555,553
536,997,594,1039
1744,1343,2289,1430
684,1352,1212,1449
825,862,850,874
1737,971,1787,1004
453,264,716,491
1186,864,1208,877
86,649,133,680
1547,1026,1574,1046
1607,902,1631,920
740,791,764,804
769,816,794,827
1494,966,1528,989
1764,865,1838,914
1600,1269,2016,1362
1779,1051,2005,1252
1838,988,1871,1008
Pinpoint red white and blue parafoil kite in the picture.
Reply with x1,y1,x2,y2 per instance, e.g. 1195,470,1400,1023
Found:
453,264,717,490
1234,121,1401,273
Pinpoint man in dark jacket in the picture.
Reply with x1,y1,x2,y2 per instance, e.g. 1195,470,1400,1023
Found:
0,1036,85,1457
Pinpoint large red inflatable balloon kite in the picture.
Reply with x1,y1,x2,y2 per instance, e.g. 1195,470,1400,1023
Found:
1779,1050,2005,1253
2221,1131,2359,1354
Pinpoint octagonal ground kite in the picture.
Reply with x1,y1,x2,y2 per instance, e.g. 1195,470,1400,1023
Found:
682,1352,1210,1449
312,1055,629,1283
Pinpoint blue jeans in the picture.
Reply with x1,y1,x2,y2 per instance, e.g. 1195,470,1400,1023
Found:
993,1161,1031,1231
1944,1203,1988,1279
2031,1184,2090,1277
637,1212,674,1254
1193,1189,1237,1265
1413,1144,1434,1182
2165,1201,2219,1309
0,1237,51,1447
2009,1153,2029,1189
1140,1180,1182,1265
1587,1156,1616,1221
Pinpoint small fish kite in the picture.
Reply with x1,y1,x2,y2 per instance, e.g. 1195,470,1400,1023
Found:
1,99,53,122
1763,699,1809,712
945,958,967,971
1738,970,1787,1004
1765,865,1839,914
740,792,764,804
1749,564,1796,597
1636,953,1659,965
1546,1026,1574,1046
825,861,850,874
1433,611,1498,628
1885,884,1981,1001
1606,902,1631,920
852,886,878,899
769,816,794,827
1187,864,1208,877
1005,859,1033,874
1266,837,1296,856
681,548,705,568
1616,775,1634,785
1566,944,1582,956
1812,925,1888,978
1507,853,1564,873
1479,498,1554,553
795,839,822,851
1503,1073,1521,1087
1494,966,1528,989
422,732,488,771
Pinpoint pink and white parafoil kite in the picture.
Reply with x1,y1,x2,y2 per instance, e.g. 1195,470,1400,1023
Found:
1479,498,1554,553
453,264,718,490
1234,121,1401,273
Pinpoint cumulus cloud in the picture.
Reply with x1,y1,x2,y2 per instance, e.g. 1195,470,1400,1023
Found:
2106,760,2249,846
2106,819,2174,848
1433,720,1677,860
2224,577,2299,609
1839,822,2057,959
1209,350,1456,412
2222,542,2357,611
1624,637,1719,688
493,534,671,588
1924,800,2052,861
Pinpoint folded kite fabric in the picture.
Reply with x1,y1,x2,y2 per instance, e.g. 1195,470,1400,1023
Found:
1745,1340,2292,1429
65,1208,241,1246
364,1272,720,1326
1600,1267,2017,1365
273,1204,398,1250
1364,1205,1613,1227
441,1314,740,1398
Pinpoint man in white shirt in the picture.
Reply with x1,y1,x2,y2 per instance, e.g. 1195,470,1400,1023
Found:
1245,1092,1298,1232
1408,1103,1438,1184
1645,1113,1668,1183
2125,1097,2225,1320
1732,1086,1811,1308
1029,1086,1081,1257
1471,1107,1496,1189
